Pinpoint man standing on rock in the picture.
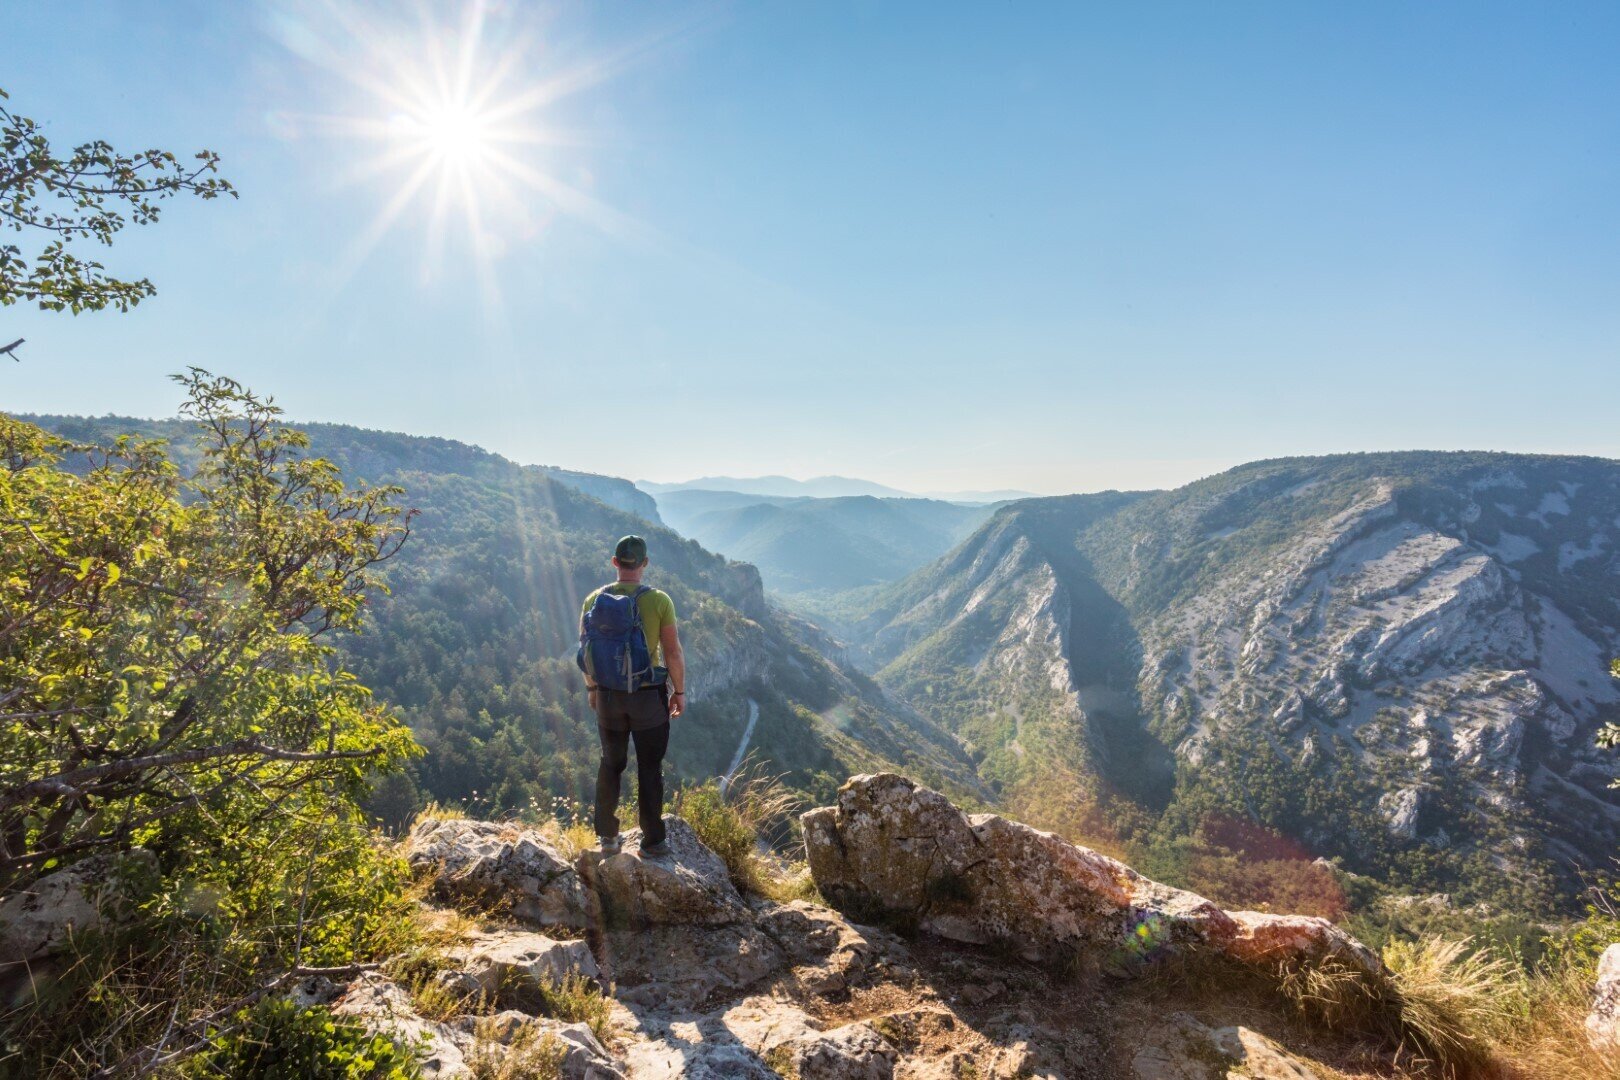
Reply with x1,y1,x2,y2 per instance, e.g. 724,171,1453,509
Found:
578,534,686,858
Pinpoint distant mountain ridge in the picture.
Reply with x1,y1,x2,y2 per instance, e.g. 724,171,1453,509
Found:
638,474,1040,503
921,488,1046,503
654,489,998,594
536,465,662,523
639,474,912,499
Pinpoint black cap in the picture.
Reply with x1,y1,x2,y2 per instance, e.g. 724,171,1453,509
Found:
614,535,648,565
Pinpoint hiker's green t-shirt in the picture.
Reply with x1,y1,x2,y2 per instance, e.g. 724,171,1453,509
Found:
581,584,676,668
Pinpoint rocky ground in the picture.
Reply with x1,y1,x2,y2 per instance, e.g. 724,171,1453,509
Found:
309,775,1449,1079
14,772,1620,1076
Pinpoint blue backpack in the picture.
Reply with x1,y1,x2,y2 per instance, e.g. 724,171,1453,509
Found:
577,585,666,692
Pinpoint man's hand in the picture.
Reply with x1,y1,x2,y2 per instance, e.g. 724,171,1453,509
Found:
661,623,686,720
587,687,598,711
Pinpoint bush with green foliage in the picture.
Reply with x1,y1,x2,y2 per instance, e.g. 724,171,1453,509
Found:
0,376,422,1076
181,998,422,1079
0,371,418,886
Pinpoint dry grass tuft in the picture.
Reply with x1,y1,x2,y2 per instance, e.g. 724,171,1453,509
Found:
411,800,468,828
1382,935,1518,1076
1274,955,1391,1035
529,972,615,1047
465,1016,568,1080
674,764,807,898
1467,950,1620,1080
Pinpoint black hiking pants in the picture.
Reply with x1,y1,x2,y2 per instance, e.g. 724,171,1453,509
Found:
593,688,671,845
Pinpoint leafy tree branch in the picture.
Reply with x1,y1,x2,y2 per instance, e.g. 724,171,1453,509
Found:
0,87,236,313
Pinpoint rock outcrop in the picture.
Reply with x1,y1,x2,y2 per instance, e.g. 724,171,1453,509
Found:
803,773,1381,979
405,816,590,929
329,787,1396,1077
1587,942,1620,1054
583,819,751,928
0,849,156,963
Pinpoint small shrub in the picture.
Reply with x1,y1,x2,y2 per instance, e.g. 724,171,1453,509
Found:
674,769,804,898
405,971,491,1024
383,944,453,986
675,783,760,890
184,997,421,1079
763,1044,801,1078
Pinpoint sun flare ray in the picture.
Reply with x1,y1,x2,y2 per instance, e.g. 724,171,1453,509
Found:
270,0,682,298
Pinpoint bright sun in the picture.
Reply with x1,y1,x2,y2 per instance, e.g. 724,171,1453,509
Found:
276,0,638,290
410,104,492,164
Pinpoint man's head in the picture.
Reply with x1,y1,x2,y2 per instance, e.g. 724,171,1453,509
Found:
612,534,648,577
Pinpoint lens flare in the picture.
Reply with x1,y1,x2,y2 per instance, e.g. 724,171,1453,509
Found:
269,0,662,296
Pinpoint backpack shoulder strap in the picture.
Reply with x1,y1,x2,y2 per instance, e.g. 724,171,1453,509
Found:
630,584,651,627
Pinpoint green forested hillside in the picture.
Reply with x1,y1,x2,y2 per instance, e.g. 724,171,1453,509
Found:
27,415,985,824
654,488,995,593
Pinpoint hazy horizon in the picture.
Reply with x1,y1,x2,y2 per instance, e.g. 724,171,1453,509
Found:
7,1,1620,494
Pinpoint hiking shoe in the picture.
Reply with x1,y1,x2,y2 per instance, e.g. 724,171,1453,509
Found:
598,835,622,855
638,840,672,859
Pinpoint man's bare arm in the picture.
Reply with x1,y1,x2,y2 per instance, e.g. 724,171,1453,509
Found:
661,622,686,718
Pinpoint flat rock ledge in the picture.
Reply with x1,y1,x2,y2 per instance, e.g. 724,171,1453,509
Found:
802,773,1382,979
404,816,750,935
580,819,752,928
1132,1013,1318,1080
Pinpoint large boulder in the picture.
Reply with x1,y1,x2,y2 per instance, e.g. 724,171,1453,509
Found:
405,818,589,930
803,775,1384,979
1587,943,1620,1054
0,849,156,963
802,775,1232,961
1223,910,1382,980
581,818,750,928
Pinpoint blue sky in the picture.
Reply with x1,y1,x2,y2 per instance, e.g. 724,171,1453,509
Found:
5,1,1618,494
